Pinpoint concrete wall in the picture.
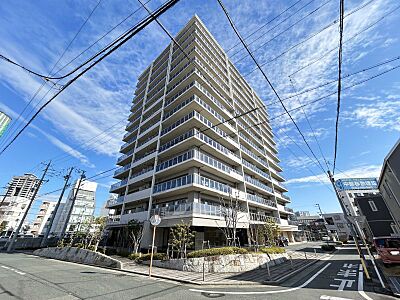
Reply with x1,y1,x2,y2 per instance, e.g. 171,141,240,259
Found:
144,253,287,273
33,247,122,269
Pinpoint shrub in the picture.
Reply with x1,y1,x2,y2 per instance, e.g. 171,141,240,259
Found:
259,247,286,254
135,253,167,262
335,241,343,246
321,244,336,251
128,253,141,261
187,247,248,258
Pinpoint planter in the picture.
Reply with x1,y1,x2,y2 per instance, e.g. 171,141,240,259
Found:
142,253,287,273
33,247,122,269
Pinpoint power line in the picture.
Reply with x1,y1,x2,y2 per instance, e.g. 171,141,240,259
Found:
289,77,330,170
243,0,376,76
0,0,103,149
274,133,334,194
233,0,333,63
0,0,180,156
287,3,400,78
333,0,345,175
226,0,303,53
216,0,327,175
230,0,317,58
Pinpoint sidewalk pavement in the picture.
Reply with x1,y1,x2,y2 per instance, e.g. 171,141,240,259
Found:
113,250,328,285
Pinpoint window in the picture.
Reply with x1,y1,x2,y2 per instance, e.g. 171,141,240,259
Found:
348,193,353,198
368,200,378,212
391,224,399,234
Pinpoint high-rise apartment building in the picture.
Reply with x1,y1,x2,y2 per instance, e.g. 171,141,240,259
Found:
30,201,56,236
107,16,296,249
53,180,97,236
0,173,40,235
0,111,11,138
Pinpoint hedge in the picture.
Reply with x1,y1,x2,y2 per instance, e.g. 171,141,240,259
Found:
187,247,248,258
128,253,141,261
139,253,168,261
259,247,286,254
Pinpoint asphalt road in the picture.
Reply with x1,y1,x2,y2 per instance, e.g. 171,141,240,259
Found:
0,247,396,300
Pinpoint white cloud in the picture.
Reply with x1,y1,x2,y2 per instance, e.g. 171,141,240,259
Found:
286,164,382,184
345,99,400,132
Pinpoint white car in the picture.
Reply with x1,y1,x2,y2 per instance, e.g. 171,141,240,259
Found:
322,236,331,241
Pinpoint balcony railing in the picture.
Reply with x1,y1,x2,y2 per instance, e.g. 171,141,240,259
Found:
153,173,232,195
106,196,124,207
114,165,130,176
246,194,276,208
120,136,137,151
117,148,134,163
244,175,273,193
242,159,271,180
240,145,269,169
284,207,294,213
151,202,223,218
110,178,128,191
250,213,280,224
130,167,153,179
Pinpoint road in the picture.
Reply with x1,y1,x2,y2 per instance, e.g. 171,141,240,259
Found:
0,246,396,300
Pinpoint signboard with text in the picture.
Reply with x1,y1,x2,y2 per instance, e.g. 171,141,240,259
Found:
335,178,378,191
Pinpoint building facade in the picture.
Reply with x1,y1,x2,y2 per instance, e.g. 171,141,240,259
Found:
30,201,56,236
106,16,296,250
355,194,398,241
335,178,380,217
323,213,352,241
53,180,97,236
379,139,400,232
0,173,40,235
0,111,11,138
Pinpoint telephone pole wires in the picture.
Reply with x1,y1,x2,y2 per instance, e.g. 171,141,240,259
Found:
7,161,51,252
40,167,74,247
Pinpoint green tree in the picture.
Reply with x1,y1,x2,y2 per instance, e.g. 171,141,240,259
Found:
0,222,6,234
170,221,195,258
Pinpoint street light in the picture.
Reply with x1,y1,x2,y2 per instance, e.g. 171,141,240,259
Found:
315,203,330,244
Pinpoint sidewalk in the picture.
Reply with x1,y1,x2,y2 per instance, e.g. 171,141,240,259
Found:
113,250,327,285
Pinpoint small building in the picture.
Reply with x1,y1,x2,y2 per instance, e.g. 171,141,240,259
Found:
30,201,56,236
52,180,97,236
323,213,352,241
379,138,400,233
355,193,398,242
0,111,11,137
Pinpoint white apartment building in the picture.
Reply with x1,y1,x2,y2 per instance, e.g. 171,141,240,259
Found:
106,16,297,249
30,201,56,236
53,180,97,236
0,111,11,137
0,173,40,235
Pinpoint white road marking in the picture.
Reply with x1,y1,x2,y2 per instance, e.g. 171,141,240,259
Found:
189,262,332,295
320,295,354,300
358,264,374,300
1,265,26,275
330,278,355,291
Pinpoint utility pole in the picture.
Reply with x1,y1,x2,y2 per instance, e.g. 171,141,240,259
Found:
327,170,371,279
7,161,51,252
60,170,85,239
315,203,329,244
40,167,74,247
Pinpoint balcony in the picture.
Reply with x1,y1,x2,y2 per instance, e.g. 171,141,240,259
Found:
151,202,223,219
276,192,291,202
246,194,277,208
242,159,271,181
120,210,148,224
106,196,124,208
131,150,157,168
120,136,137,152
124,188,151,204
114,165,130,177
110,178,128,192
106,215,121,225
244,175,273,194
117,148,134,165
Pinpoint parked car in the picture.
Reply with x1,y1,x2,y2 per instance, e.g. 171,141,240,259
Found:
373,236,400,265
322,236,331,241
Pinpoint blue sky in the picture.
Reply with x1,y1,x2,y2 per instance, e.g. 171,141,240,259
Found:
0,0,399,220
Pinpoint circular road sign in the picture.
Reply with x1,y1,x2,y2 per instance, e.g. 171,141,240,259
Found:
150,214,161,226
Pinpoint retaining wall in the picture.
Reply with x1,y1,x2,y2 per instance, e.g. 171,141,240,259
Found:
33,247,122,269
144,253,287,273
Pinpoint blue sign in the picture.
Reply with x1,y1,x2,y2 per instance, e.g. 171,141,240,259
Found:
335,178,378,191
